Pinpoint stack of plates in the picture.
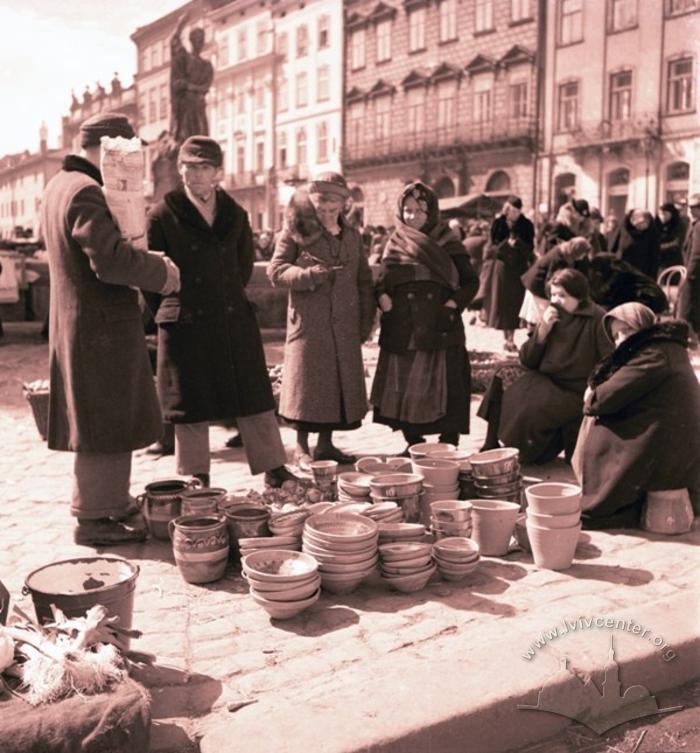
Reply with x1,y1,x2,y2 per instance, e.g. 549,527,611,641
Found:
238,535,301,558
432,537,480,582
363,501,403,524
430,500,473,540
377,522,426,545
302,513,379,594
337,472,374,503
242,550,321,620
378,542,436,593
369,473,424,523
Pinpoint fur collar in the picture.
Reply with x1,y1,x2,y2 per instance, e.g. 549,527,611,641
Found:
163,186,244,240
62,154,102,186
283,189,354,247
588,320,689,387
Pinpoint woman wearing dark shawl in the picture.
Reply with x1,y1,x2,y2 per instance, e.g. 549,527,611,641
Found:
370,182,479,453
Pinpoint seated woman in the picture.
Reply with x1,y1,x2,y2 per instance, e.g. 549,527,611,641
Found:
370,181,479,453
478,268,612,464
573,302,700,529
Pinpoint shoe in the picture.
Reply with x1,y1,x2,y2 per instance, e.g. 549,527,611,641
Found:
264,466,301,488
191,473,210,487
225,433,244,448
74,519,148,547
312,447,357,465
294,451,313,471
504,341,517,353
145,441,174,456
111,496,143,522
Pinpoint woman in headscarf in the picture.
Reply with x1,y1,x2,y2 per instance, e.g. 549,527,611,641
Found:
608,208,661,279
573,302,700,528
370,181,479,453
478,268,612,463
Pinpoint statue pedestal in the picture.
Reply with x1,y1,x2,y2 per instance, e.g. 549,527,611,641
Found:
152,150,180,204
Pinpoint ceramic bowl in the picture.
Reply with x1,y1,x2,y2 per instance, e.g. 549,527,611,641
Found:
408,442,456,460
411,458,460,486
237,535,299,550
302,539,376,561
320,567,375,594
380,556,433,575
271,509,312,527
524,483,582,515
381,563,437,593
431,518,472,534
250,587,320,619
305,502,336,516
337,472,374,496
378,522,426,539
305,513,378,542
332,501,373,516
245,569,318,593
433,536,480,560
469,448,520,478
435,559,479,581
242,550,318,582
364,501,399,516
302,532,377,555
355,457,412,474
527,510,581,529
430,500,474,522
368,473,424,498
378,542,433,561
318,555,378,574
268,522,306,537
250,575,321,602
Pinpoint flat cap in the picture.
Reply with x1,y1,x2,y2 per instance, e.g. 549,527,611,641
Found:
308,171,350,199
80,112,135,148
178,136,223,167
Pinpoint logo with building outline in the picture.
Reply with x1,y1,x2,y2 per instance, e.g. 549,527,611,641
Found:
518,635,682,733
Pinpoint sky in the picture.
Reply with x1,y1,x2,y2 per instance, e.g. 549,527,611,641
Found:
0,0,187,156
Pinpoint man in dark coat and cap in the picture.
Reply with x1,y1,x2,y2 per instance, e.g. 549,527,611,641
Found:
146,136,298,488
41,112,181,546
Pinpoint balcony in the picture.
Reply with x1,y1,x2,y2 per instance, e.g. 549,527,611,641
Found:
226,171,269,190
343,118,536,166
567,112,661,154
276,164,310,184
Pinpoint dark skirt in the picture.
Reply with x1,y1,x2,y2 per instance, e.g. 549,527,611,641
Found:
279,394,362,432
372,345,471,435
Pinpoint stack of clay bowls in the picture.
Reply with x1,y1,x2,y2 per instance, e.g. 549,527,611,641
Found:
368,473,424,523
355,456,413,475
302,513,379,594
238,534,302,558
377,522,427,545
267,508,312,548
468,448,522,506
432,537,480,582
378,541,436,593
430,500,473,540
407,442,456,461
524,483,582,570
363,501,403,524
428,451,475,500
337,472,374,503
242,550,321,620
411,457,460,506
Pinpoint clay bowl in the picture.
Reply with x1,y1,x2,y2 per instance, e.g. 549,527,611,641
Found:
355,457,412,474
524,483,582,516
250,587,320,619
379,542,433,561
238,535,298,550
435,559,479,582
408,442,456,460
241,550,318,583
302,531,378,554
369,473,424,498
302,541,377,564
249,575,321,603
433,536,480,562
411,458,459,486
381,563,437,593
380,556,434,575
318,555,379,574
332,501,373,516
305,513,378,543
320,567,375,595
378,522,426,540
469,448,520,479
431,519,472,537
430,500,473,523
245,569,318,593
337,472,374,496
527,510,581,529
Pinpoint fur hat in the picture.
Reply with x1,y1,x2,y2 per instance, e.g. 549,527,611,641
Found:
80,112,135,148
178,136,223,167
308,172,350,199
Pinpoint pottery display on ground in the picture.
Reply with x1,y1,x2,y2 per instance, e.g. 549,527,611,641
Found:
169,514,230,584
469,499,520,556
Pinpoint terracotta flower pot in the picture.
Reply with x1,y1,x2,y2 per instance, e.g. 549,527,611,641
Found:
526,521,581,570
469,499,520,556
524,482,582,515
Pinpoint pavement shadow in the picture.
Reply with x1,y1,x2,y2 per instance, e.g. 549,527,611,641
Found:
272,603,360,636
565,562,653,585
477,559,529,580
572,533,603,560
150,722,198,753
131,664,223,718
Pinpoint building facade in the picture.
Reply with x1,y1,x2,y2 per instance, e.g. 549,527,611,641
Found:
341,0,541,227
538,0,700,219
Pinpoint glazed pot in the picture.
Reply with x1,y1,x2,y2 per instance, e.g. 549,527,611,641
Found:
139,478,200,541
181,487,228,517
223,504,271,542
469,448,520,479
169,515,229,584
642,489,693,534
469,499,520,556
430,499,473,523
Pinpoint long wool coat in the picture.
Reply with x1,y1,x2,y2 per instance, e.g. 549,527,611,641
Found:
267,200,375,426
678,217,700,335
609,212,661,280
146,188,274,423
41,155,166,453
578,321,700,516
498,301,612,463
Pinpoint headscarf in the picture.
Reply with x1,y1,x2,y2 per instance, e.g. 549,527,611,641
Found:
559,236,591,260
381,181,464,290
602,302,656,343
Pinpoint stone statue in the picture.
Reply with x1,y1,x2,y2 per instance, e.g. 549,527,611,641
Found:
170,12,214,143
110,72,122,97
151,131,181,202
82,85,92,106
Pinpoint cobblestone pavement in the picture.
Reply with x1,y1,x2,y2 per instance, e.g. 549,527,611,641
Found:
0,319,698,753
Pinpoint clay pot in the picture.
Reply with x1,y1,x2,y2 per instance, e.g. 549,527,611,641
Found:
181,487,228,517
524,483,582,515
223,504,271,542
527,509,581,529
169,515,230,583
139,478,199,541
526,521,581,570
642,489,694,534
469,499,520,556
411,458,460,486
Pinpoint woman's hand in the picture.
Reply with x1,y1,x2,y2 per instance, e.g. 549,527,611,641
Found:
536,305,559,341
443,299,458,309
378,293,393,312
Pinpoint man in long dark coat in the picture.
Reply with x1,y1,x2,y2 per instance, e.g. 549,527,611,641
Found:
41,112,181,546
145,136,297,487
678,193,700,347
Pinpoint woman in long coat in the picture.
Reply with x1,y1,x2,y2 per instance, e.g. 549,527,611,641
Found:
574,303,700,528
479,269,612,464
268,174,375,466
370,181,479,452
609,209,660,280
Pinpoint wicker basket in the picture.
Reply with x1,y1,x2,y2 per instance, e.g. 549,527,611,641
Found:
23,387,49,441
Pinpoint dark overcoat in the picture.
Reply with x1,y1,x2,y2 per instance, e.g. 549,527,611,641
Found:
146,187,274,423
609,213,660,279
579,322,700,516
41,156,166,453
655,208,687,270
267,198,375,425
678,217,700,335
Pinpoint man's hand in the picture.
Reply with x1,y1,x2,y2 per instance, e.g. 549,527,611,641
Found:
378,293,393,312
309,264,333,285
160,257,181,295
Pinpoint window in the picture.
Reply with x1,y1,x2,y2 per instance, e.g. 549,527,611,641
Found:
559,0,583,44
296,72,308,108
255,141,265,173
278,131,287,169
667,57,694,113
317,65,330,102
558,81,580,130
609,0,637,31
237,27,247,61
348,104,364,147
159,84,168,120
236,145,245,175
218,35,229,67
148,88,157,123
474,89,492,125
141,50,150,74
256,22,268,55
407,88,425,134
439,0,457,42
376,19,392,62
437,84,457,131
139,93,147,123
255,85,265,111
665,0,699,15
317,121,328,163
609,70,632,120
374,96,391,142
296,25,308,57
277,32,288,62
351,30,365,69
509,82,528,119
476,0,494,31
665,161,690,204
278,77,288,112
408,8,426,51
217,96,226,122
511,0,531,22
296,128,307,165
318,15,330,49
162,39,170,63
236,87,247,114
151,45,160,68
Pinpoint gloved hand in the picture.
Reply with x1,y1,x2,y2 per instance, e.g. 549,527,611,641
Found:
160,256,181,295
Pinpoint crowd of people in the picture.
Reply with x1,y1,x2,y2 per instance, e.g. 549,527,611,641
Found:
40,110,699,546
